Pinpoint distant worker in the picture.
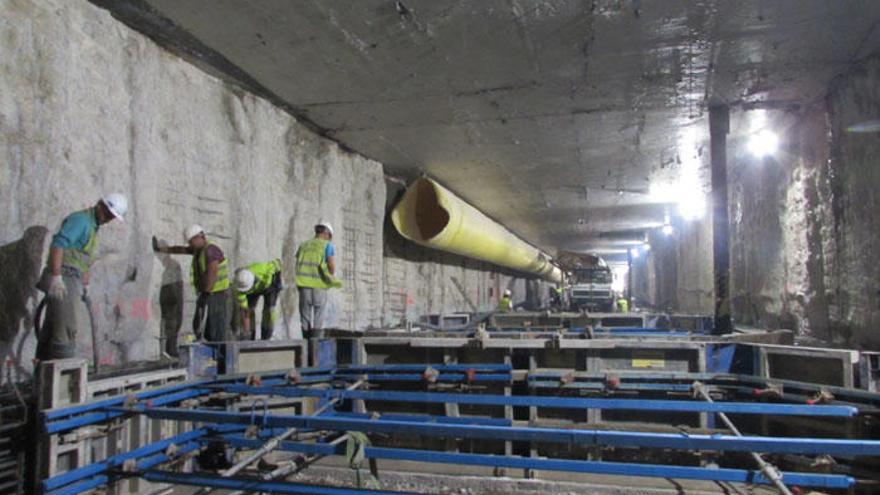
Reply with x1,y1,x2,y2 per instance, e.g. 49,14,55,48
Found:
153,225,230,342
295,221,341,342
498,289,513,312
617,296,629,313
234,259,283,341
549,285,564,310
37,193,128,360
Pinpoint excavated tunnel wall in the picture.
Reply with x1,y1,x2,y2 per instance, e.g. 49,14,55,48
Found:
0,0,542,383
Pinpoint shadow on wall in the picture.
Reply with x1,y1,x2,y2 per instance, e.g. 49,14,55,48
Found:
156,251,183,357
0,226,49,377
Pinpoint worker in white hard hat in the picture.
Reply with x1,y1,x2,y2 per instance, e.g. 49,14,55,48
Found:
497,289,513,312
37,193,128,361
153,225,230,344
294,221,342,364
234,259,283,341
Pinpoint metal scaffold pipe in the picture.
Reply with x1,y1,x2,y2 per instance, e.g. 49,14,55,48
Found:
391,178,562,282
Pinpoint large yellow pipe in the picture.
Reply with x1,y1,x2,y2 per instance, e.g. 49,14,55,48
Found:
391,178,562,282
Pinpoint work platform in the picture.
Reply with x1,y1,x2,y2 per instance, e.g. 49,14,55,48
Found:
32,318,880,495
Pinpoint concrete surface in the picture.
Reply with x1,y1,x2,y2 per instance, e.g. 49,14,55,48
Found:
122,0,880,255
0,0,541,382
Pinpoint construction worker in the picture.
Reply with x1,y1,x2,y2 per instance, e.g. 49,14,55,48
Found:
498,289,513,312
152,225,230,343
37,194,128,360
234,259,283,341
295,221,341,342
617,295,629,313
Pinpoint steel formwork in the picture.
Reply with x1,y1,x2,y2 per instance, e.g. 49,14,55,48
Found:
39,362,880,495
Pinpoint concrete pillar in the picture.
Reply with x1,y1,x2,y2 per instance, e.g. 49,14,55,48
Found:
710,105,731,334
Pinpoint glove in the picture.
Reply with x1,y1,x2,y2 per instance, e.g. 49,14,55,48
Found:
152,235,161,252
48,274,67,300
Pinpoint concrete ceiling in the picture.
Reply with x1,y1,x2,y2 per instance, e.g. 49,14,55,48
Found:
139,0,880,254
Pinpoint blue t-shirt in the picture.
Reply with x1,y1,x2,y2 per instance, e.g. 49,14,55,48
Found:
325,242,335,259
50,209,98,250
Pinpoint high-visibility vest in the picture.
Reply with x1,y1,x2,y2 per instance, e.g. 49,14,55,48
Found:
190,241,230,294
498,296,513,311
295,238,340,289
236,259,282,308
61,209,99,275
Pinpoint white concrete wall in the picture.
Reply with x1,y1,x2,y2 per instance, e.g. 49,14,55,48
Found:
0,0,388,379
0,0,544,382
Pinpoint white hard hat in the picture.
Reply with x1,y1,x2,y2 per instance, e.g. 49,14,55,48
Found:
316,221,333,236
503,289,512,296
235,269,255,292
183,224,204,242
102,193,128,220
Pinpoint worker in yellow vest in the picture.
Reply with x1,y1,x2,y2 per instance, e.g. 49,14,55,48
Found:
498,289,513,312
234,259,283,341
37,193,128,360
153,225,230,342
295,221,342,341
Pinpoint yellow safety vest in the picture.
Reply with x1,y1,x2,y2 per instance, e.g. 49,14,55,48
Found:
498,296,513,311
190,241,230,294
295,238,341,289
61,208,99,275
236,259,281,308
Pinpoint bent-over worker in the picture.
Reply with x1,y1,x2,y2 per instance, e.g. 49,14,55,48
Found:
234,259,283,341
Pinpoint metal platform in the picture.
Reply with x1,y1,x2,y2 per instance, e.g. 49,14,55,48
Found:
36,341,880,495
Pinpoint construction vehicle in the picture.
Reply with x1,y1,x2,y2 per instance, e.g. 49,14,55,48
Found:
557,251,615,312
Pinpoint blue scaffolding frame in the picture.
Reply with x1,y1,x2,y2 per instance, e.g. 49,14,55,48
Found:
40,364,880,495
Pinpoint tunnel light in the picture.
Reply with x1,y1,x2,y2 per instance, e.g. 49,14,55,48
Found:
662,223,674,235
747,129,778,158
629,247,639,259
677,193,706,221
643,243,651,251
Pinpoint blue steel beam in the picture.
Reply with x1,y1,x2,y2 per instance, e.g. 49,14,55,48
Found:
45,441,202,495
42,427,220,491
140,470,422,495
124,406,880,456
43,381,206,421
337,364,511,373
528,381,695,392
217,384,859,416
218,435,854,489
44,387,209,434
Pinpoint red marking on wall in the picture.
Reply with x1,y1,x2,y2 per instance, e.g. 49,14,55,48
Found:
130,298,151,320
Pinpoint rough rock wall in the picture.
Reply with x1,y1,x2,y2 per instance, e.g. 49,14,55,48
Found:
824,55,880,349
728,107,829,335
728,80,880,351
0,0,547,383
0,0,388,380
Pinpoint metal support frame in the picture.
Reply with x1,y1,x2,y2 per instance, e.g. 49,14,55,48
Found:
40,364,880,495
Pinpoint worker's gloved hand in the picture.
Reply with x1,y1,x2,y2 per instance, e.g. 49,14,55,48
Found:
151,235,161,252
48,274,67,300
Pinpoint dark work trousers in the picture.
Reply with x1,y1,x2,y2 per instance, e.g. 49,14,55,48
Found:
194,290,229,374
37,271,87,360
246,272,282,341
194,290,229,342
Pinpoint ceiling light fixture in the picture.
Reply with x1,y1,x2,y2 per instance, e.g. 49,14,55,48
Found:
747,129,778,158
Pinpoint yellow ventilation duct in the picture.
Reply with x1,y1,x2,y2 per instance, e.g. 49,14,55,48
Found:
391,178,562,282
